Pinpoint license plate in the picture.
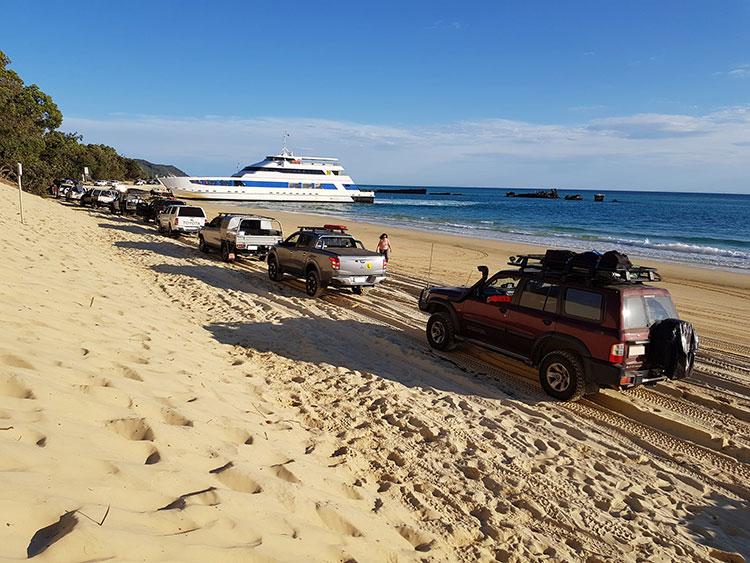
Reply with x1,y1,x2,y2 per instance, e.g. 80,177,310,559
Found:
352,276,367,283
629,345,645,356
248,245,258,250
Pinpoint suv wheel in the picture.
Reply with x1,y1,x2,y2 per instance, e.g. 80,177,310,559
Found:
426,312,456,351
221,242,234,262
539,351,585,401
198,236,209,253
268,257,283,281
305,269,323,297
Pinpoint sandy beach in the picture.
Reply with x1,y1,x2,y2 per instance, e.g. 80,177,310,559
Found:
2,180,749,562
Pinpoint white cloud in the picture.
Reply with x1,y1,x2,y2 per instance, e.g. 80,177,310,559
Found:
62,107,750,192
728,64,750,78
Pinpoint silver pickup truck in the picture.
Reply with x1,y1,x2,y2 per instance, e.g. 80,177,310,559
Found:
199,213,283,262
267,224,386,297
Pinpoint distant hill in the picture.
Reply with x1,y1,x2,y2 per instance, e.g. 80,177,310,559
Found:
134,159,187,178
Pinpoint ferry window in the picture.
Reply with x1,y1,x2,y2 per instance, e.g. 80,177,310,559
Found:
564,289,603,321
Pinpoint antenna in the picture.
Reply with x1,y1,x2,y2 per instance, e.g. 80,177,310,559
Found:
281,130,290,154
426,243,435,288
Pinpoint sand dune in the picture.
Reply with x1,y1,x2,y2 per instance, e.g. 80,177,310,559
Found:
1,181,749,561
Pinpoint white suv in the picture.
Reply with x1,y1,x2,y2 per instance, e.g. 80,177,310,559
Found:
157,205,207,236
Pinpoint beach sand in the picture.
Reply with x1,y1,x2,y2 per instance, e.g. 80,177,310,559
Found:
1,181,749,561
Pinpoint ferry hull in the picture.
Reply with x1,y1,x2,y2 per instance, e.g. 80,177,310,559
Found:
159,177,374,203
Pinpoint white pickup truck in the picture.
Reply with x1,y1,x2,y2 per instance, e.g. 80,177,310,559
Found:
157,205,207,236
198,214,283,262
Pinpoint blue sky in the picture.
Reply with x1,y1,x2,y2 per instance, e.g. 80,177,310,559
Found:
3,0,750,191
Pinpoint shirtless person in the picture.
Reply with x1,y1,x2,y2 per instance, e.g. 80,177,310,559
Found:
376,233,391,263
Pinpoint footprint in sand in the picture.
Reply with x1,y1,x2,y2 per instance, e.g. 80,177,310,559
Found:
158,487,221,510
396,525,434,552
115,364,143,382
106,418,154,441
315,504,362,537
340,484,363,500
1,354,34,370
161,408,193,427
145,447,161,465
225,428,254,446
0,376,35,399
270,464,301,484
215,467,263,494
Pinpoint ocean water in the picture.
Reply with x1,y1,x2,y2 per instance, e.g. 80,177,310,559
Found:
237,187,750,271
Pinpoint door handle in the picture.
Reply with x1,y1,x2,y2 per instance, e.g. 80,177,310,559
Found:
499,308,508,314
543,319,552,326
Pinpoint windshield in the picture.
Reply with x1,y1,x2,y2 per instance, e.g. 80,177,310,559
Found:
622,294,678,329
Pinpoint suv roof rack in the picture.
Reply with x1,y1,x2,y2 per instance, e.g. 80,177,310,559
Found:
298,224,349,233
507,251,661,285
218,212,277,220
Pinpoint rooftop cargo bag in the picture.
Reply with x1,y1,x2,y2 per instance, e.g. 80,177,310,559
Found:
599,250,632,272
543,250,576,272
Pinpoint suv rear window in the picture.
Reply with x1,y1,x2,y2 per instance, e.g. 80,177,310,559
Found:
622,294,678,329
177,207,205,217
563,288,603,321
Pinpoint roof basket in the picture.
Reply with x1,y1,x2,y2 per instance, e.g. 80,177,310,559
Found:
508,250,661,285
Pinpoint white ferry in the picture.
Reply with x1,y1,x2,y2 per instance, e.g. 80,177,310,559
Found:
158,148,374,203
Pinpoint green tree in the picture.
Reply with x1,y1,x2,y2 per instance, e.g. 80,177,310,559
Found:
1,50,143,194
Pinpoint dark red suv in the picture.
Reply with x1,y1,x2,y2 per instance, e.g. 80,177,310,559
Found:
418,251,698,401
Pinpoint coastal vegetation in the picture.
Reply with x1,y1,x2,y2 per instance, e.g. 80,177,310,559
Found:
0,51,154,194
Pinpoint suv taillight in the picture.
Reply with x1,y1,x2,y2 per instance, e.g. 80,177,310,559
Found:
329,257,340,270
609,343,625,364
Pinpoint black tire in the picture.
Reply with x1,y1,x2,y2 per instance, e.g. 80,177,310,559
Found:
221,242,234,262
539,351,586,402
426,312,456,351
268,257,283,281
157,221,165,234
168,224,176,237
198,236,209,253
305,269,323,297
352,286,366,295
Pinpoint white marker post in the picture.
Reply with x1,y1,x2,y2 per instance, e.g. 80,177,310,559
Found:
17,162,24,224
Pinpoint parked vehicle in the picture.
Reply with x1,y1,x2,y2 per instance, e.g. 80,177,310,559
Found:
267,225,387,297
418,250,698,401
66,185,86,202
111,190,148,215
96,190,118,207
199,213,283,262
80,189,102,207
157,205,206,236
138,197,186,222
94,180,108,187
